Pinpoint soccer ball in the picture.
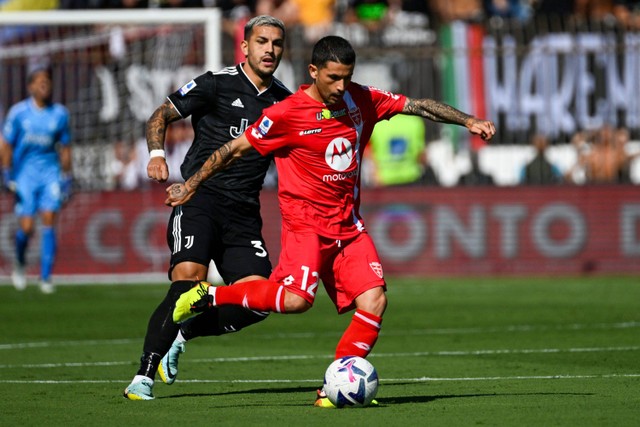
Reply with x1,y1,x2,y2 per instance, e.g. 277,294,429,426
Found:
323,356,379,408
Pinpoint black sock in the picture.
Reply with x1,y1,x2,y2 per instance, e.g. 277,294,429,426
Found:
136,280,195,377
181,306,269,339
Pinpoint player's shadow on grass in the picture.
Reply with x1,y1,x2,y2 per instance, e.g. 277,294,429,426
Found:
162,385,318,400
380,391,595,405
162,386,594,406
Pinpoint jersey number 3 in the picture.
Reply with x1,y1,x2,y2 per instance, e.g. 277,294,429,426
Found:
251,240,267,258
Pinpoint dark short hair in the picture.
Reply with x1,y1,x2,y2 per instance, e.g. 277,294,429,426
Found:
27,66,51,84
244,15,286,40
311,36,356,69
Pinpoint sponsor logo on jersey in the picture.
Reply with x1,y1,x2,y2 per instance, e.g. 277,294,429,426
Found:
258,116,273,135
369,262,383,278
178,79,197,96
231,98,244,108
299,128,322,136
323,169,359,182
316,108,347,120
325,137,353,172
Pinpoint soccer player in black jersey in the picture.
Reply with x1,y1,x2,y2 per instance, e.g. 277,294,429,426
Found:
124,15,291,401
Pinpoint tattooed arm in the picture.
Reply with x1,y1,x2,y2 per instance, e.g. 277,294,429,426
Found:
146,100,182,183
402,97,496,141
164,134,254,207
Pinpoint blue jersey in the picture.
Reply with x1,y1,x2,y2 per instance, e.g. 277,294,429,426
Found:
2,97,71,178
2,97,71,215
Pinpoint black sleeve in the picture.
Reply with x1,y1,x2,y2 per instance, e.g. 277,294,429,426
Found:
167,72,217,119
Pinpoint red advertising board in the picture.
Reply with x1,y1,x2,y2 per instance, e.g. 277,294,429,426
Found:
0,185,638,282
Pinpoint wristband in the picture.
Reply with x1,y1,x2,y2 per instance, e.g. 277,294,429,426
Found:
149,149,165,158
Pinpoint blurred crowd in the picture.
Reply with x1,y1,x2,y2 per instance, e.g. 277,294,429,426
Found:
3,0,640,189
2,1,640,36
361,117,640,188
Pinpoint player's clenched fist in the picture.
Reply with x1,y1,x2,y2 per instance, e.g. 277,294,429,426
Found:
147,157,169,182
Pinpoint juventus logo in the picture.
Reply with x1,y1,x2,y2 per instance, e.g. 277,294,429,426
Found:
230,118,249,138
185,235,194,249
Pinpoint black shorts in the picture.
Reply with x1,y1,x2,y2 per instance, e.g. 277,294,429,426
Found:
166,189,272,283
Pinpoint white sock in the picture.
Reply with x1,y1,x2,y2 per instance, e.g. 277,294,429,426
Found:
175,331,187,344
208,286,217,305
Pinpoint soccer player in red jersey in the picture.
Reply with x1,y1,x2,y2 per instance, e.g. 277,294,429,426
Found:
167,35,495,406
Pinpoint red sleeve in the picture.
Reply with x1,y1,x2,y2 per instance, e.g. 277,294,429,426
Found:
366,85,406,121
245,104,288,156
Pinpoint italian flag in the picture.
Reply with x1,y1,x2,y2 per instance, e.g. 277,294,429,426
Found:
439,21,487,151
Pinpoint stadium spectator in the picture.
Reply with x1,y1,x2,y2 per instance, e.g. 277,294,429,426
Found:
167,35,495,407
123,15,292,401
430,0,484,24
575,125,639,184
215,0,258,41
613,127,639,183
386,0,433,27
343,0,391,32
575,0,617,23
530,0,577,23
483,0,531,20
255,0,300,27
368,114,440,187
0,67,72,294
108,137,140,190
569,125,640,184
612,0,640,28
256,0,336,42
457,148,495,185
519,133,564,185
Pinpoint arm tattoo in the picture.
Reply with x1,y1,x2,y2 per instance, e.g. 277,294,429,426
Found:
403,98,472,125
146,100,181,151
186,141,238,190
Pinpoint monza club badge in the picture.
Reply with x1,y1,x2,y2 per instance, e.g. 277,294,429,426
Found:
369,262,383,279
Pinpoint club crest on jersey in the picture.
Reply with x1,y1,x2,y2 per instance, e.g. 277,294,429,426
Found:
258,116,273,135
178,80,197,96
369,262,383,278
348,107,362,127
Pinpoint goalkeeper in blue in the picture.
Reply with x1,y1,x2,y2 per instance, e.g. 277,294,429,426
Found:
0,67,73,294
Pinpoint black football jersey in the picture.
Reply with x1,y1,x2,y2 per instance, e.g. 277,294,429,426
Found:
168,64,291,205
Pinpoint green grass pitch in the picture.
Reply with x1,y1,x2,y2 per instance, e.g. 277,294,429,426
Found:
1,276,638,426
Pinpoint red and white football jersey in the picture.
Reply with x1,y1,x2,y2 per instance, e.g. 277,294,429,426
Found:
246,83,406,239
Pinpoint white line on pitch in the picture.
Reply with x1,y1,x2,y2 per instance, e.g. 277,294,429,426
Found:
0,346,638,369
1,321,638,351
0,373,638,385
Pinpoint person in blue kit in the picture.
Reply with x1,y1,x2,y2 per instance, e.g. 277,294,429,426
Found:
1,67,72,294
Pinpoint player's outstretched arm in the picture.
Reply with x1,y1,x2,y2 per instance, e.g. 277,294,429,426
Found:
402,97,496,141
164,135,254,207
146,100,182,183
